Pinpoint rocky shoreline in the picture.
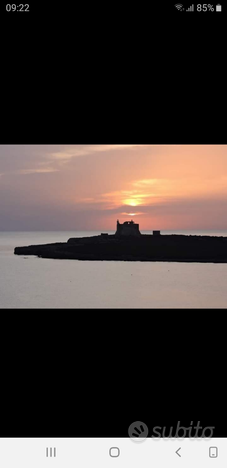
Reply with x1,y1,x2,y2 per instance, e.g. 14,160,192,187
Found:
14,234,227,263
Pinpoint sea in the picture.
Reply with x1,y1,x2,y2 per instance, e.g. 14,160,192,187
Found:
1,230,227,309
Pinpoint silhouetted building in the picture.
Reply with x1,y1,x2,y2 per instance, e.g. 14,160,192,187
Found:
153,230,161,236
115,219,141,237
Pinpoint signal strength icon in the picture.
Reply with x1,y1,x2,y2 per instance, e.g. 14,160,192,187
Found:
186,4,194,11
175,4,184,10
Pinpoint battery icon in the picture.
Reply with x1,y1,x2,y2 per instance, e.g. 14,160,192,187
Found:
216,4,222,11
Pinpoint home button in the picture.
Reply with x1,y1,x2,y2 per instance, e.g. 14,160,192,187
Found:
109,447,120,457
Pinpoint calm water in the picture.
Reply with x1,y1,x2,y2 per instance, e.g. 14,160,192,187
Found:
1,230,227,308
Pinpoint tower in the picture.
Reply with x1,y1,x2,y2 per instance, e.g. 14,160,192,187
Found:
115,220,141,237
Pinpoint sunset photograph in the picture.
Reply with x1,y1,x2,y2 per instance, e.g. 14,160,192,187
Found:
1,144,227,308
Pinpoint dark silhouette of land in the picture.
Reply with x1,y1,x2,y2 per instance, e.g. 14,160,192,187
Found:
14,220,227,263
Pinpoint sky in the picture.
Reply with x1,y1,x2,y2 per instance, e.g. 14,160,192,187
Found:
0,145,227,231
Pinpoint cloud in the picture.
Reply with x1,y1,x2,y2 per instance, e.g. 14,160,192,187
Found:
1,145,227,231
100,188,159,208
0,144,142,179
49,145,139,163
132,176,227,200
79,197,96,203
18,168,59,175
121,212,145,216
97,174,227,211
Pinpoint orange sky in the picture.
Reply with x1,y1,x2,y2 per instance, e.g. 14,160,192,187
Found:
0,145,227,230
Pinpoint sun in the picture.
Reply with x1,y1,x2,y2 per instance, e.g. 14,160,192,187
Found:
123,198,140,207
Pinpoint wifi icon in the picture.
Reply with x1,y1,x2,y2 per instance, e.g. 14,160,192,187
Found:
175,3,184,10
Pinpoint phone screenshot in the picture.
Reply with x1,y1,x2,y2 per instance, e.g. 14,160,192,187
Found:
0,1,225,466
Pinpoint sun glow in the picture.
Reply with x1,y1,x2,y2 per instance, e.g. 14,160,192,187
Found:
123,198,141,207
122,213,136,216
121,212,144,216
